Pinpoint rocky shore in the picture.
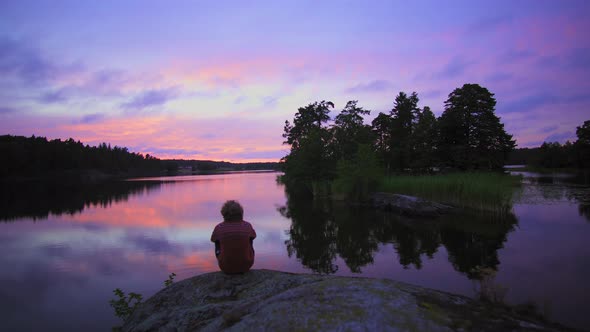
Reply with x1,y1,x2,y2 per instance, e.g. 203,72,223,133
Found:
366,192,454,217
122,270,571,331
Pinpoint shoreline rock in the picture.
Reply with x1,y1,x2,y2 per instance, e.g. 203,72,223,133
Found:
366,192,454,217
122,270,572,331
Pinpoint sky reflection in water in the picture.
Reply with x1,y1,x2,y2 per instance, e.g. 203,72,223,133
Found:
0,171,589,331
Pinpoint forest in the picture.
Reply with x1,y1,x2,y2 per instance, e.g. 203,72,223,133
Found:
508,136,590,169
0,135,279,179
281,83,590,198
0,135,162,178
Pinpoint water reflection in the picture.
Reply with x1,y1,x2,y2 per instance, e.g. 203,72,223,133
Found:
579,204,590,222
512,171,590,222
439,214,516,279
280,187,517,279
0,180,162,221
0,172,589,330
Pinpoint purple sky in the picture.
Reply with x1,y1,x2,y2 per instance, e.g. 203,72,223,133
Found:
1,0,589,161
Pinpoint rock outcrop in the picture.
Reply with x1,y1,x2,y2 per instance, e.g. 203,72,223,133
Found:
122,270,569,331
368,192,454,217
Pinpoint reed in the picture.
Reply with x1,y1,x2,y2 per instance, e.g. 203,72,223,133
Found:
378,172,521,214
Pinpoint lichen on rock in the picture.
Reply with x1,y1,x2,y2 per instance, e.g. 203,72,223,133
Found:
122,270,572,331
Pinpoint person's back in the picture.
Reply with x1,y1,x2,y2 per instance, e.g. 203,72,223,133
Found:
211,200,256,274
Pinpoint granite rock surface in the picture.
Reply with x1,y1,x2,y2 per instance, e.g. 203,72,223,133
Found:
122,269,569,331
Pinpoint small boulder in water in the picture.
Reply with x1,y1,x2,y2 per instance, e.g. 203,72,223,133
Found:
368,192,453,217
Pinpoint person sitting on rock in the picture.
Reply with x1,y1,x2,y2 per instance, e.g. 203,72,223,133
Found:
210,200,257,274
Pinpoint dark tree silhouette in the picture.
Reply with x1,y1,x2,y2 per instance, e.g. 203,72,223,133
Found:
575,120,590,168
282,101,335,190
371,112,393,172
412,106,438,170
390,92,420,170
331,100,372,161
0,135,162,178
438,84,515,170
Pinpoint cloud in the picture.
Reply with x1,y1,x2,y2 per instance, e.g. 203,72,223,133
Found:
148,147,203,156
234,96,247,104
545,131,575,143
421,90,442,98
0,37,83,85
565,47,590,70
79,113,105,124
40,244,72,258
262,96,278,107
121,87,179,110
125,233,181,255
228,149,286,160
0,37,57,83
539,125,558,134
498,49,535,64
345,80,393,93
0,106,17,114
470,15,513,32
485,72,513,83
501,93,590,114
38,89,69,104
434,57,472,79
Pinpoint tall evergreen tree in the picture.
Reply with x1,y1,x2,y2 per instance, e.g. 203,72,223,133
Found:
282,101,335,189
390,92,420,170
371,112,393,173
438,84,515,170
412,106,438,170
283,100,333,151
331,100,372,161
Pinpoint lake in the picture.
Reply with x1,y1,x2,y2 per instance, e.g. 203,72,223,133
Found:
1,171,589,331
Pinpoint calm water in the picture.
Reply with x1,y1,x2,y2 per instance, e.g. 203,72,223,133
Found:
1,171,589,331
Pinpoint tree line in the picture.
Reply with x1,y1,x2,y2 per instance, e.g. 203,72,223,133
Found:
165,159,280,172
281,83,518,195
508,121,590,169
0,135,161,178
0,135,282,179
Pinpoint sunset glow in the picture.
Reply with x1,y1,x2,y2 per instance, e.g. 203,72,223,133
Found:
1,1,589,161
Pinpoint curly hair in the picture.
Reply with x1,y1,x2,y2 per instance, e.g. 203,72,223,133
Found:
220,200,244,221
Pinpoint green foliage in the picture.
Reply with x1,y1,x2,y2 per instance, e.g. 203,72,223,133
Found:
282,101,336,188
438,84,515,170
331,100,373,161
283,100,333,150
164,272,176,287
282,128,336,186
110,272,177,324
378,173,520,214
333,144,382,200
109,288,143,321
281,84,523,203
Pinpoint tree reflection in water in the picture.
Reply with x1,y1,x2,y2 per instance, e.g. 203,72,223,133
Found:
280,185,518,280
0,180,162,221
